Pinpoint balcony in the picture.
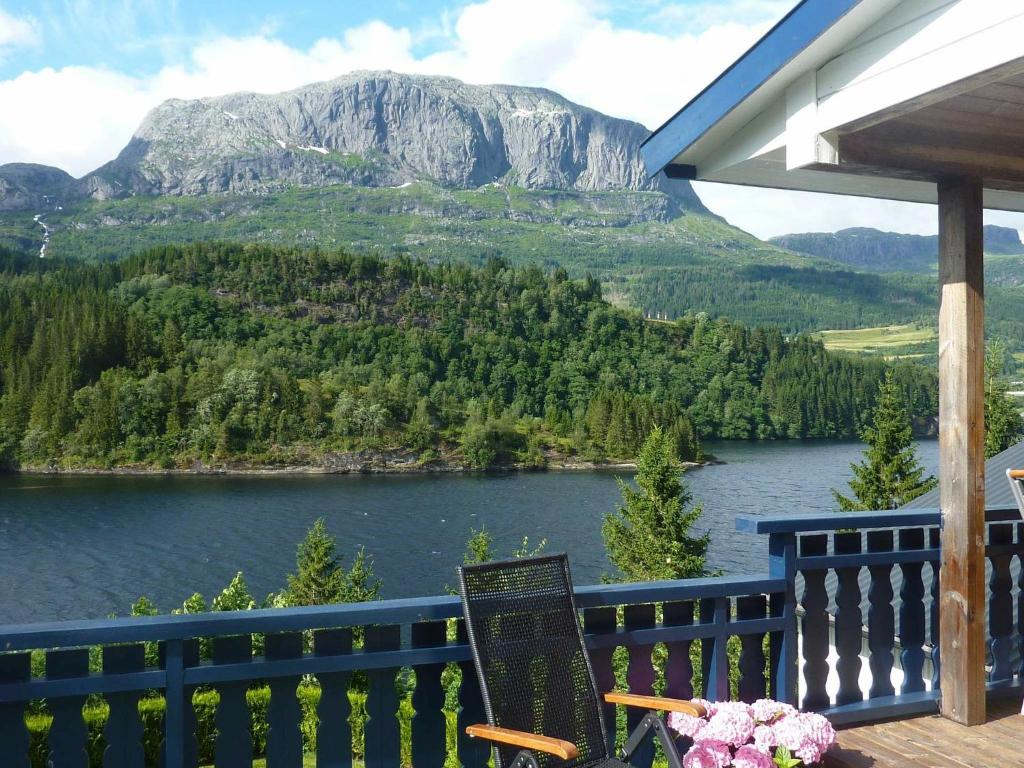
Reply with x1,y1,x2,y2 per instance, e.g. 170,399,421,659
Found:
3,506,1023,767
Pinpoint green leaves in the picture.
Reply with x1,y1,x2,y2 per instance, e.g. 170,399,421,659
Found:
773,746,802,768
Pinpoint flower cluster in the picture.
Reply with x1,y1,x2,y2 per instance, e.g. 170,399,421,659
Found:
667,699,836,768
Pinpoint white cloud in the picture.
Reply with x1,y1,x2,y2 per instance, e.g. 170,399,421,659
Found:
0,7,39,61
0,0,778,176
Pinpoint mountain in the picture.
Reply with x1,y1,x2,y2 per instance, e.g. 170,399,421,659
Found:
3,72,1024,346
1,71,703,212
770,225,1024,273
0,163,75,212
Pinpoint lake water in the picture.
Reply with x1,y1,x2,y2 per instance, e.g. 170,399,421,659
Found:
0,440,939,624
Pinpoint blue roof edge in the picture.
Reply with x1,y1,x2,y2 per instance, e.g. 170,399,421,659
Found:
639,0,866,177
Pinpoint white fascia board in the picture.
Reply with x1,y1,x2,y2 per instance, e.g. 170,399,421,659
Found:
674,0,900,169
816,1,1024,132
700,151,1024,212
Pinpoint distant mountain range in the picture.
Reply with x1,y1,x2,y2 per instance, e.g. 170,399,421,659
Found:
770,225,1024,273
0,71,702,213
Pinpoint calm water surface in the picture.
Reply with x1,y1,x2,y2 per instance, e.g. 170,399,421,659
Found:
0,440,938,623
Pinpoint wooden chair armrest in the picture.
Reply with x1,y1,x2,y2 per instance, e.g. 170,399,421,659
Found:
1008,469,1024,480
604,692,707,717
465,724,579,760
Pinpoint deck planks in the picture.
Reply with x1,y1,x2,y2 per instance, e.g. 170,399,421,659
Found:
825,697,1023,768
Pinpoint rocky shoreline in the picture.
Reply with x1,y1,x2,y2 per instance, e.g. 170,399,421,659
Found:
13,449,712,476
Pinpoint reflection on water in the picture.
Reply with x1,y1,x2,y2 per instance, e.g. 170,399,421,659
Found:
0,439,938,623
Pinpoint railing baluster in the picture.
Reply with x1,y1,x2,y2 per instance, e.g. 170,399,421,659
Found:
456,620,489,768
737,594,767,703
700,596,730,704
0,652,31,768
799,534,830,710
365,625,401,768
45,648,90,768
897,528,926,694
663,600,695,701
768,532,798,705
162,638,200,768
988,523,1014,682
583,606,618,755
213,635,253,768
866,530,895,699
1018,523,1024,678
624,603,656,768
411,621,447,768
929,527,941,689
314,628,353,768
102,644,146,768
835,531,864,705
266,631,304,767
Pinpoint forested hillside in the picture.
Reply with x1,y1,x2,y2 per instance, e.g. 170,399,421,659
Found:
771,225,1024,273
0,243,937,471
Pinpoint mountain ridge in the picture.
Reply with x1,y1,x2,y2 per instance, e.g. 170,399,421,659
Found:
770,225,1024,273
0,71,703,213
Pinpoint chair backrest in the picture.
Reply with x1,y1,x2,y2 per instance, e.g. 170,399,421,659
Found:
1008,469,1024,516
458,553,608,768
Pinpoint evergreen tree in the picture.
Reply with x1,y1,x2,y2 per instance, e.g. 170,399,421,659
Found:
833,371,936,511
285,519,382,606
985,344,1024,458
340,547,381,604
285,519,347,606
602,427,708,581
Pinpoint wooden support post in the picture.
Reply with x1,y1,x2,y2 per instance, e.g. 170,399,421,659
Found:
937,176,986,726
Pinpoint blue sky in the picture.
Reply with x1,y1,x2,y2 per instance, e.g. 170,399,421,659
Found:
2,0,1022,237
0,1,790,81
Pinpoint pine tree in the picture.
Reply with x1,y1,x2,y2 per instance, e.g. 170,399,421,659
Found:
340,547,381,604
985,344,1024,458
602,426,708,581
833,371,936,511
285,520,381,606
285,519,347,606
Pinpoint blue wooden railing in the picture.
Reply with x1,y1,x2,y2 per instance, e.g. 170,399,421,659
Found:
0,575,786,768
7,505,1024,766
738,505,1024,726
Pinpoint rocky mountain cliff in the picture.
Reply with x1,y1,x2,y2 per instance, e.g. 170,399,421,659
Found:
0,71,703,213
771,225,1024,272
0,163,75,212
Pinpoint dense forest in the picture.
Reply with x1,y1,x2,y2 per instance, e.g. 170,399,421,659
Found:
0,243,938,471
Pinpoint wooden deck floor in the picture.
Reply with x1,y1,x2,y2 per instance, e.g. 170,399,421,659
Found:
825,697,1022,767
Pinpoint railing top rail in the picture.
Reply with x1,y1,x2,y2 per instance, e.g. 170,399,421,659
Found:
736,505,1020,535
0,573,784,653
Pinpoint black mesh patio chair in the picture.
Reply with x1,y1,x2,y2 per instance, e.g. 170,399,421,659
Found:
458,553,705,768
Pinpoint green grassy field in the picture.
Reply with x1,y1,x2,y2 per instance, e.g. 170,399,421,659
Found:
816,324,937,359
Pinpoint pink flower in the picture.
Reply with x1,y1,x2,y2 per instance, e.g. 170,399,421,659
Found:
752,724,777,752
772,712,836,765
682,740,731,768
732,745,775,768
668,711,707,740
751,698,796,724
701,702,755,747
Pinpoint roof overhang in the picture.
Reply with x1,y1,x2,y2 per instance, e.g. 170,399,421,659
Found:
642,0,1024,212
